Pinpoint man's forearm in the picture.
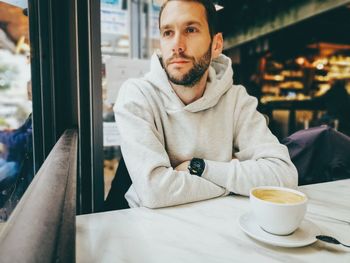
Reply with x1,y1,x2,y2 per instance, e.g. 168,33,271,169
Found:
201,154,297,196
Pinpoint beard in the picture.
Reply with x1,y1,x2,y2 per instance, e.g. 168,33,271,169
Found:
163,43,212,87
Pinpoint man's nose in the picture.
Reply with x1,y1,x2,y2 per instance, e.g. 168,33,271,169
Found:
172,33,186,54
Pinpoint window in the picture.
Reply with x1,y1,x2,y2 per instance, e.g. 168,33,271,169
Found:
0,2,33,222
101,0,161,200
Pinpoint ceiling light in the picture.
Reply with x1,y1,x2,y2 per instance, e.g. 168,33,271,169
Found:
296,57,305,65
215,4,224,11
316,63,324,70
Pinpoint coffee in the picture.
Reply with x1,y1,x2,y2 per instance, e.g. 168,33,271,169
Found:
253,189,305,204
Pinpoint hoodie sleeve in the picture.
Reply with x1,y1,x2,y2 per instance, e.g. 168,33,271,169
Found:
114,80,226,208
201,86,298,196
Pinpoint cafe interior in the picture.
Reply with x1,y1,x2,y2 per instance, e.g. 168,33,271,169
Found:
0,0,349,262
221,1,350,139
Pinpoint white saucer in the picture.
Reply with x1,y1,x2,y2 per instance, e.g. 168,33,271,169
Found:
239,212,321,247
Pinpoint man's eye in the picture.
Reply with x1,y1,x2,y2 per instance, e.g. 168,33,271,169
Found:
186,27,197,33
162,30,172,37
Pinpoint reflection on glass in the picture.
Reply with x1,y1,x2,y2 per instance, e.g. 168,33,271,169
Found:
0,2,32,222
101,0,161,198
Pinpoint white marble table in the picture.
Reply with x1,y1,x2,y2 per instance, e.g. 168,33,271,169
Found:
76,180,350,263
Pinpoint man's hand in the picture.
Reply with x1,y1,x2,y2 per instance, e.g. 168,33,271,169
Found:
175,160,190,172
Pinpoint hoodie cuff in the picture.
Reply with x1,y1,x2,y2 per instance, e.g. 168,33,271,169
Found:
202,159,234,187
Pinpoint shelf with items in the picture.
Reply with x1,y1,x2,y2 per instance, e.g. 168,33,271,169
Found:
257,43,350,138
261,53,350,103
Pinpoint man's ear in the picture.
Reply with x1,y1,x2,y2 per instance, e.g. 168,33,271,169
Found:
211,33,223,59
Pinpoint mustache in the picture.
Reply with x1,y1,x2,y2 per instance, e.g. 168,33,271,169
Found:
166,53,194,65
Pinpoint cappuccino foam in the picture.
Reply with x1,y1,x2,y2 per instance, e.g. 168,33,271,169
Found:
253,189,305,204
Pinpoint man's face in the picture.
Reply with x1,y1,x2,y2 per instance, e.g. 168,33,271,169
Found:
159,1,213,87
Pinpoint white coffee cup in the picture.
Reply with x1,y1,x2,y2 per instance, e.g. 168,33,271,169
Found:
250,186,307,235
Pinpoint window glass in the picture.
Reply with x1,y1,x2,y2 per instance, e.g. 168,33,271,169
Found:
0,2,33,223
101,0,160,199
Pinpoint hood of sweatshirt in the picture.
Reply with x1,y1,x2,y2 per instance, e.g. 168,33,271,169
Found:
144,53,234,113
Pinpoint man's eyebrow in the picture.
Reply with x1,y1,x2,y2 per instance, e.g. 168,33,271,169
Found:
160,24,172,31
185,21,202,27
160,21,203,31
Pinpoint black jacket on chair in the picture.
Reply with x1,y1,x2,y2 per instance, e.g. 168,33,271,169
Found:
282,126,350,185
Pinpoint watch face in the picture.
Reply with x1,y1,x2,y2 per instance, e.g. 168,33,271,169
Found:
189,158,205,176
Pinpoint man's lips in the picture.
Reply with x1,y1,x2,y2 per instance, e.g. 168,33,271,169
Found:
168,60,190,65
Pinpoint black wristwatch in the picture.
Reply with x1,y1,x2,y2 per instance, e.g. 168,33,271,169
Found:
188,158,205,177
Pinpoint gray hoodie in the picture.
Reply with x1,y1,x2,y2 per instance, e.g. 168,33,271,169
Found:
114,53,298,208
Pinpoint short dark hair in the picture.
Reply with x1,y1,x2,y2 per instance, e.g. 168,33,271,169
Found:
158,0,218,38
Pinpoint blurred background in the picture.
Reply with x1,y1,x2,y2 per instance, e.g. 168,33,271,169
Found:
0,2,31,221
0,2,30,130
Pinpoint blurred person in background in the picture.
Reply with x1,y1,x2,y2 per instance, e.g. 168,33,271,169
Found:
319,80,350,136
0,81,33,221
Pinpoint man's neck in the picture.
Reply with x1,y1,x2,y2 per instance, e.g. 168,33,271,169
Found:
171,70,209,105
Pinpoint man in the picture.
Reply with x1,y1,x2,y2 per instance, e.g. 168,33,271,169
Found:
112,0,297,208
